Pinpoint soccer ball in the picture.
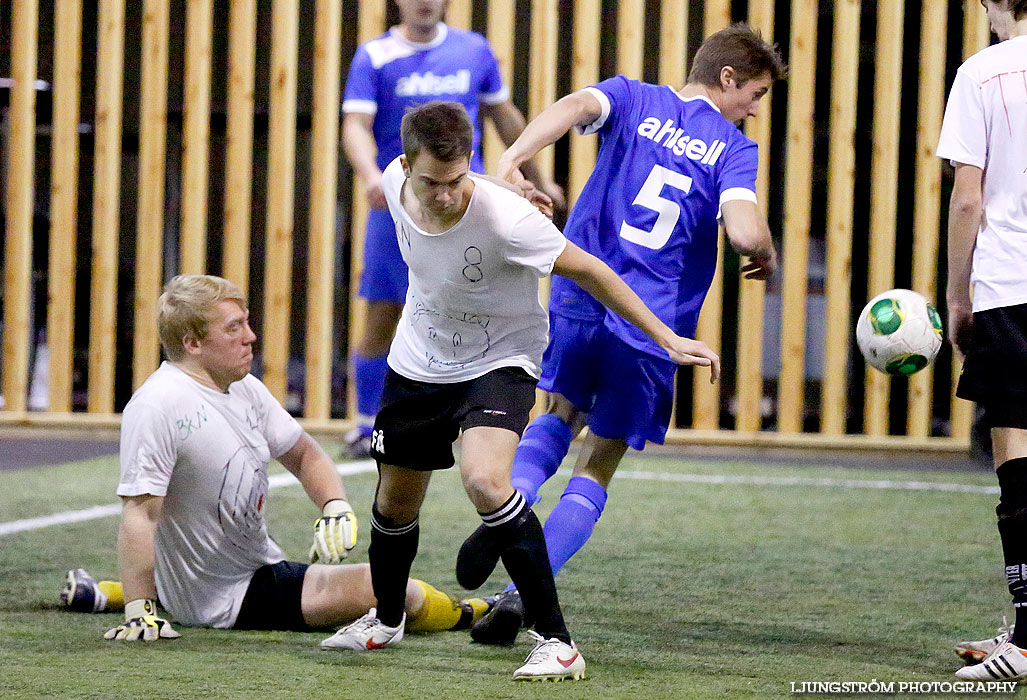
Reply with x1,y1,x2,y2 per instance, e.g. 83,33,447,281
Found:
856,289,943,376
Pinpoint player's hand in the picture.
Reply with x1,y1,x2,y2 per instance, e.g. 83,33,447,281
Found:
539,179,567,216
104,599,180,641
741,247,777,280
662,337,721,383
948,303,974,360
365,173,387,210
496,156,528,191
309,499,358,564
520,179,555,219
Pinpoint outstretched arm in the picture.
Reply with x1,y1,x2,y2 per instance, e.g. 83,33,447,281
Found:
551,241,721,381
483,99,566,212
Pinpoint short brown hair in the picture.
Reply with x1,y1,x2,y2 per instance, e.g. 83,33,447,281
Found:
688,23,788,88
157,275,247,361
400,101,473,164
1001,0,1027,21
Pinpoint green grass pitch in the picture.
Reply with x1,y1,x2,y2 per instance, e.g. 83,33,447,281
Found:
0,450,1011,699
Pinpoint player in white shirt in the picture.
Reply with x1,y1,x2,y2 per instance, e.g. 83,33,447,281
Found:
318,101,719,681
90,275,488,640
937,0,1027,682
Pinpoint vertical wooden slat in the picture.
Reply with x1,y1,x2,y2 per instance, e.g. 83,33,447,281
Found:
88,0,126,414
907,1,947,437
179,0,214,275
2,0,39,414
659,0,688,89
346,0,386,420
618,0,644,80
223,0,258,296
950,0,991,442
305,0,343,420
262,0,300,401
820,0,860,435
447,0,473,30
483,0,515,174
734,0,775,433
133,0,171,390
567,0,601,204
48,0,82,413
704,0,731,35
691,0,734,430
863,0,904,436
776,0,818,434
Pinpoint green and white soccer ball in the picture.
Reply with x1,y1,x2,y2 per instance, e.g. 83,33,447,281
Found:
856,289,943,376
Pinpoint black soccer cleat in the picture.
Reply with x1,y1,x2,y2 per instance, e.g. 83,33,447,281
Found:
456,523,502,590
471,590,525,646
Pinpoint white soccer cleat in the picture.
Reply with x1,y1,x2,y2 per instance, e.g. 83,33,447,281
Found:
512,631,586,681
955,639,1027,680
320,608,405,651
956,621,1014,663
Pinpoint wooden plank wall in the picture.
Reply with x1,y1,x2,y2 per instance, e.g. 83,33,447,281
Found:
0,1,986,451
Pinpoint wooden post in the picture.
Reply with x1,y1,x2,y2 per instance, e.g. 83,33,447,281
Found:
346,0,386,420
734,0,775,433
704,0,731,35
88,0,126,414
133,0,171,391
659,0,689,91
907,1,947,437
863,0,904,436
567,0,601,204
820,0,860,435
483,0,515,173
447,0,473,30
775,0,818,433
223,0,258,296
48,0,83,413
262,0,300,402
305,0,343,420
3,0,39,414
618,0,645,80
179,0,214,275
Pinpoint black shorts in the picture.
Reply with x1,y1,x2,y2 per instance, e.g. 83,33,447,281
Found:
957,303,1027,430
233,560,309,631
371,366,539,471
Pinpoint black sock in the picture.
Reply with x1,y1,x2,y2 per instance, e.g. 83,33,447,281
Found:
368,505,419,628
996,458,1027,647
482,492,571,644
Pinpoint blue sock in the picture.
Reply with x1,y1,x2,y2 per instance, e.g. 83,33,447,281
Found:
542,476,608,577
510,414,573,505
353,352,389,419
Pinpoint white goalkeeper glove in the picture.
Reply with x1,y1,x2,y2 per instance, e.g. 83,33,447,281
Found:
309,499,358,564
104,599,181,641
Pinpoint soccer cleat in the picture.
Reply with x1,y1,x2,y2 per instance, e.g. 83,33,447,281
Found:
60,568,107,613
512,631,586,681
320,608,404,651
452,596,494,631
456,523,502,590
471,590,524,646
956,621,1014,663
341,426,373,460
955,639,1027,680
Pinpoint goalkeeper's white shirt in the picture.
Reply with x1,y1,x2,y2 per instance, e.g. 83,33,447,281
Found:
117,362,303,628
937,34,1027,313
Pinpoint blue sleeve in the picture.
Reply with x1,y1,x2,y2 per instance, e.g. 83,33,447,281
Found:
343,45,377,107
478,37,508,104
716,137,759,198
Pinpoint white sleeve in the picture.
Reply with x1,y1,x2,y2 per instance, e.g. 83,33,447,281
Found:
576,87,612,136
246,378,303,459
117,402,177,498
937,68,986,168
381,156,406,218
503,199,568,276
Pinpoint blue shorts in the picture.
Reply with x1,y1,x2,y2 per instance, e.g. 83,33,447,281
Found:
539,315,678,450
358,209,408,303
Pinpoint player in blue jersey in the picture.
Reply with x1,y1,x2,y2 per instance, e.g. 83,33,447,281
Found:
341,0,562,457
459,24,787,644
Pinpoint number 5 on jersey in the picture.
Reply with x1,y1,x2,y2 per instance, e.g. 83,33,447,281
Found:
620,164,693,250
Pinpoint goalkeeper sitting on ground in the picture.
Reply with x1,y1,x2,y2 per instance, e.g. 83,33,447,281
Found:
60,274,486,640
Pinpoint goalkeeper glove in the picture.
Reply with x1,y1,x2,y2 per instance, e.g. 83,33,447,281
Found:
104,599,181,641
309,499,357,564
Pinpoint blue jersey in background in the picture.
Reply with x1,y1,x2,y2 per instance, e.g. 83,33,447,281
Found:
551,76,760,359
342,23,508,174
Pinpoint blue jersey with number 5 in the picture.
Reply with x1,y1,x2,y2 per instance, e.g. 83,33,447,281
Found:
552,75,759,358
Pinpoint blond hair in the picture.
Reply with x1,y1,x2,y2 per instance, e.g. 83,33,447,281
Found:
157,275,247,361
